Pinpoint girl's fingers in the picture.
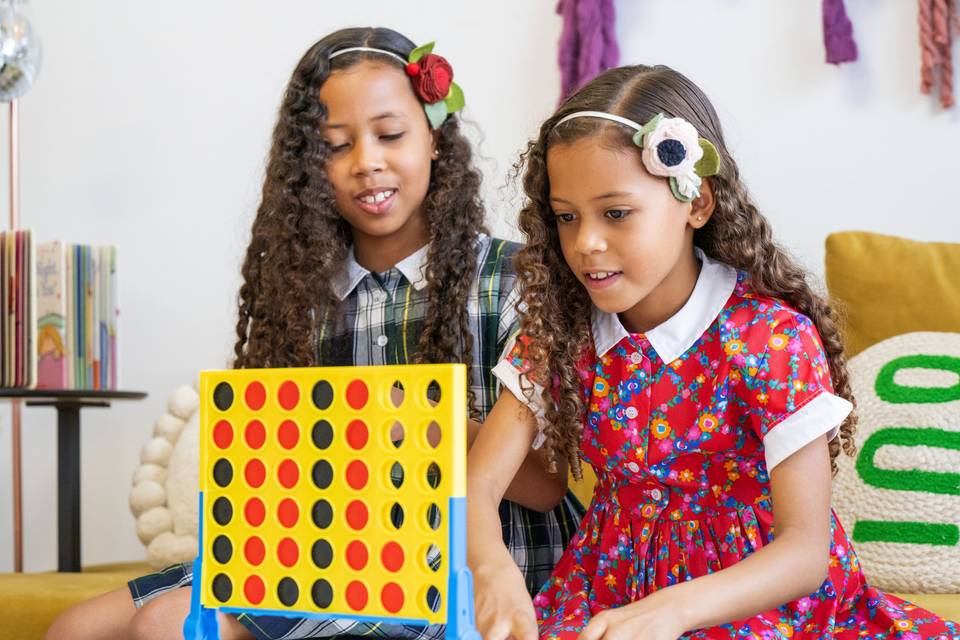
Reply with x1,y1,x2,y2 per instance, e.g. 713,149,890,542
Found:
513,611,539,640
577,616,608,640
485,618,513,640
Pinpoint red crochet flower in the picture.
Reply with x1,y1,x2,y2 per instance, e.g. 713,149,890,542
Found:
406,53,453,103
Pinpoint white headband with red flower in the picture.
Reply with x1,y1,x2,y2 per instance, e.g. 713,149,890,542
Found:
329,42,464,130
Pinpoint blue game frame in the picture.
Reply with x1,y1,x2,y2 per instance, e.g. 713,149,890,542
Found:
183,492,480,640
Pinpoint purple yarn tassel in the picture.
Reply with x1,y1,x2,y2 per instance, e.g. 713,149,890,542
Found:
599,0,619,71
557,0,579,100
557,0,620,102
823,0,859,64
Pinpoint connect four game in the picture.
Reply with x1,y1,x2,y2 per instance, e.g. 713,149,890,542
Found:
183,364,480,640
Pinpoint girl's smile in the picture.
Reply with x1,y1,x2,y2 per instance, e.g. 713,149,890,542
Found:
582,269,623,290
354,186,398,215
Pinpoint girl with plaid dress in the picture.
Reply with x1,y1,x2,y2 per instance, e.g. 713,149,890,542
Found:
46,27,582,640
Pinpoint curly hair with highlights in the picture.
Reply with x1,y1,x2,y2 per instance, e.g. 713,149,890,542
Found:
233,27,486,416
514,64,857,478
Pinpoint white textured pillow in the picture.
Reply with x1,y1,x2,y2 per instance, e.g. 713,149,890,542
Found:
833,332,960,593
130,383,201,568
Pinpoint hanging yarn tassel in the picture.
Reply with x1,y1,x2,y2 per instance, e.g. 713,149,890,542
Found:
919,0,956,108
556,0,619,103
920,0,939,95
935,0,955,107
599,0,619,73
823,0,859,64
573,0,606,94
557,0,580,102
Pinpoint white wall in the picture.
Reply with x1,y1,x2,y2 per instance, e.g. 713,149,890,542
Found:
0,1,956,571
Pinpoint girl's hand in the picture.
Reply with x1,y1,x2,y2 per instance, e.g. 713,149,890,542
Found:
473,559,538,640
578,595,686,640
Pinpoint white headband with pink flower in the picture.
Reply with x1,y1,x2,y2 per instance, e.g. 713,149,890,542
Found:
554,111,721,202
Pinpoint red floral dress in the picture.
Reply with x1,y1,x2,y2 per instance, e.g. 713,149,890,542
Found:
493,255,959,640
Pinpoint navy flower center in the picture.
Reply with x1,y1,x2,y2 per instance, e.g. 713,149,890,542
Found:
656,139,686,167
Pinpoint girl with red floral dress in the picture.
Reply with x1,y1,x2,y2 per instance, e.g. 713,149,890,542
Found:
467,64,959,640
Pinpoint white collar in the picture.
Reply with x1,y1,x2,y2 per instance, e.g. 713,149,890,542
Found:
331,243,431,301
590,248,739,363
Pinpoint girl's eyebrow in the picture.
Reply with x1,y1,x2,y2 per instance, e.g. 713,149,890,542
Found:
551,191,633,205
593,191,633,201
370,111,404,121
325,112,405,129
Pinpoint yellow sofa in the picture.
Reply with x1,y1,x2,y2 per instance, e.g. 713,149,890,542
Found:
2,561,956,640
5,527,959,639
0,562,149,640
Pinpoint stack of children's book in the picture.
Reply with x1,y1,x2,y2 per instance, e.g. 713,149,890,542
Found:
0,230,120,390
0,230,37,388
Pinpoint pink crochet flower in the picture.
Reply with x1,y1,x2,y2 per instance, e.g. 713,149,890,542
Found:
640,117,703,178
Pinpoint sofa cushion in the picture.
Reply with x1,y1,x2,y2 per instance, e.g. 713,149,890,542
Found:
0,562,150,640
825,231,960,357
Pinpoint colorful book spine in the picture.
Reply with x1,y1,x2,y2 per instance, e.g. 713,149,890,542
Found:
0,230,37,388
36,240,67,389
74,245,83,388
65,243,74,389
110,247,118,389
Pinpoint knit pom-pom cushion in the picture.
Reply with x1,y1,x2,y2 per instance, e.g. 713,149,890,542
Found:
832,332,960,593
129,384,200,568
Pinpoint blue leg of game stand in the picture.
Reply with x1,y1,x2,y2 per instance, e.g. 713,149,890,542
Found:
183,554,221,639
448,497,481,640
183,493,220,640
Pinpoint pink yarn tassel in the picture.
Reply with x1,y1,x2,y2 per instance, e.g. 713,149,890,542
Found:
937,0,955,107
919,0,938,94
920,0,956,108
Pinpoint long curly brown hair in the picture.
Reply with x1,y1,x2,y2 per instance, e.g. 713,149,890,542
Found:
233,28,486,414
514,65,857,477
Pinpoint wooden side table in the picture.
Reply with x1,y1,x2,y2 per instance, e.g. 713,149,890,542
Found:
0,389,147,572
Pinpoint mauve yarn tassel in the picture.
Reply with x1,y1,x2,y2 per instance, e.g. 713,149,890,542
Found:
919,0,938,95
823,0,859,64
935,0,955,107
557,0,619,103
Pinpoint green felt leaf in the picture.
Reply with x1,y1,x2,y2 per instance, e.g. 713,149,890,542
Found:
409,42,435,63
638,113,664,137
669,176,695,202
632,113,663,147
424,100,447,129
444,83,465,113
695,138,721,176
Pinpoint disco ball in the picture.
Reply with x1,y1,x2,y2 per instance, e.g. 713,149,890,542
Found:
0,2,40,101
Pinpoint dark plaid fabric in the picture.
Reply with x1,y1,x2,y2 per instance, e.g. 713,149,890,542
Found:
128,236,584,640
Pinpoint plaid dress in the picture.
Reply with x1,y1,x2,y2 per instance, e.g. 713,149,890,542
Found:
128,235,584,640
